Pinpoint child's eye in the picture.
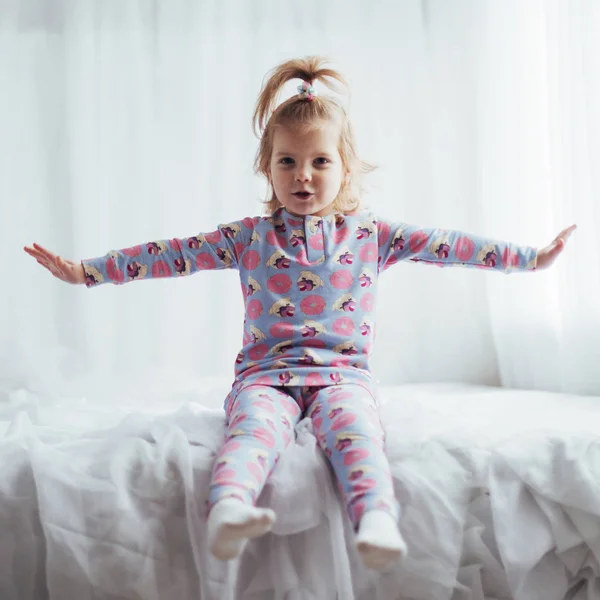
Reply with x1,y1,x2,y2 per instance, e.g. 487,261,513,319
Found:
279,157,294,165
315,157,330,165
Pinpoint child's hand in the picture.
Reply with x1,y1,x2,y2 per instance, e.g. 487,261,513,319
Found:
23,243,86,284
535,224,577,270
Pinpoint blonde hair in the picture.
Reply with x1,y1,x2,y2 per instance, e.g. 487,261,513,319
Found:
252,56,375,215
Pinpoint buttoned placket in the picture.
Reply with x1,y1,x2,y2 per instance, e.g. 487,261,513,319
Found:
304,216,325,264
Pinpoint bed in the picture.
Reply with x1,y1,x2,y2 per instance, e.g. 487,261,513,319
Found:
0,378,599,599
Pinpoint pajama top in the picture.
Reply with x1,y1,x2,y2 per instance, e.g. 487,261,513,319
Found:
82,207,537,391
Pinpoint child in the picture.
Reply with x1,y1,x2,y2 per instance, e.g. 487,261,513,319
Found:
24,56,576,571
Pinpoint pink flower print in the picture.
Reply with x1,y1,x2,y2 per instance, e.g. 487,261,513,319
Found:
409,231,429,254
230,412,248,428
252,399,276,413
338,251,354,266
312,416,323,430
274,221,287,234
242,217,254,229
305,372,326,386
205,230,222,244
309,234,324,250
254,375,274,386
331,357,352,368
247,462,265,483
266,230,288,247
302,339,326,349
382,256,397,271
300,295,326,316
350,501,367,524
248,344,269,361
359,322,371,336
377,222,391,247
222,226,236,239
234,242,244,260
435,242,450,259
358,273,372,287
483,250,497,267
333,317,355,336
330,270,354,290
455,236,474,262
270,322,294,338
335,215,346,228
213,468,237,483
360,293,375,312
502,247,521,269
268,273,292,293
344,448,370,466
220,440,242,453
251,429,275,449
196,253,217,270
247,299,263,320
331,413,357,431
280,395,301,416
353,478,378,494
330,373,342,384
124,245,142,257
187,237,202,250
151,261,172,277
167,240,181,254
288,217,303,227
333,227,350,243
328,391,353,403
236,351,244,364
242,250,260,270
362,342,373,355
299,353,317,365
358,242,378,263
106,257,125,283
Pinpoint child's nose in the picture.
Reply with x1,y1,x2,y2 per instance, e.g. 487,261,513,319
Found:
295,166,312,181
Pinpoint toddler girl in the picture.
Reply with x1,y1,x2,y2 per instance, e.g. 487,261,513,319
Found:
25,56,576,571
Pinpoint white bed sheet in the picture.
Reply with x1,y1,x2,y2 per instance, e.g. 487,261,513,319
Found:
0,379,599,600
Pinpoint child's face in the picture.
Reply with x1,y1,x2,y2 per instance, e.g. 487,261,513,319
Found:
269,122,346,217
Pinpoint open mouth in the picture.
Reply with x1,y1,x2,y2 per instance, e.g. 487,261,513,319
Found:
293,192,314,199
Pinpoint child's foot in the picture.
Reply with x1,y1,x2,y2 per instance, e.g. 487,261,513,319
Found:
207,498,276,561
355,510,407,571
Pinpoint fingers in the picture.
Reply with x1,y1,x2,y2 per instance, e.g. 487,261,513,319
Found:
555,224,577,244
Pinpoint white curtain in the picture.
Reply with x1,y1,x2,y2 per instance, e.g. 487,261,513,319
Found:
1,0,598,399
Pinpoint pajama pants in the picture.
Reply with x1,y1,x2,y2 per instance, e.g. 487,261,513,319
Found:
208,384,399,530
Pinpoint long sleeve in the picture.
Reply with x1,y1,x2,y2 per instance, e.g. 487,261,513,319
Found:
82,218,257,287
376,217,537,274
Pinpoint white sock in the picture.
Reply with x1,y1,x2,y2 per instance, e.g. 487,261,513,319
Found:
355,510,407,571
207,498,276,561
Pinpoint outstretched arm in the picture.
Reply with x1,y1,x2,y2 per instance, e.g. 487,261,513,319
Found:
24,218,256,287
376,217,576,274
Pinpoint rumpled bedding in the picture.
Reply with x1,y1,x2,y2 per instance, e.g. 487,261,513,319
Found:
0,380,599,600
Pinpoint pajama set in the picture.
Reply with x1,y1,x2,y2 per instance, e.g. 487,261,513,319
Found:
82,206,537,528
